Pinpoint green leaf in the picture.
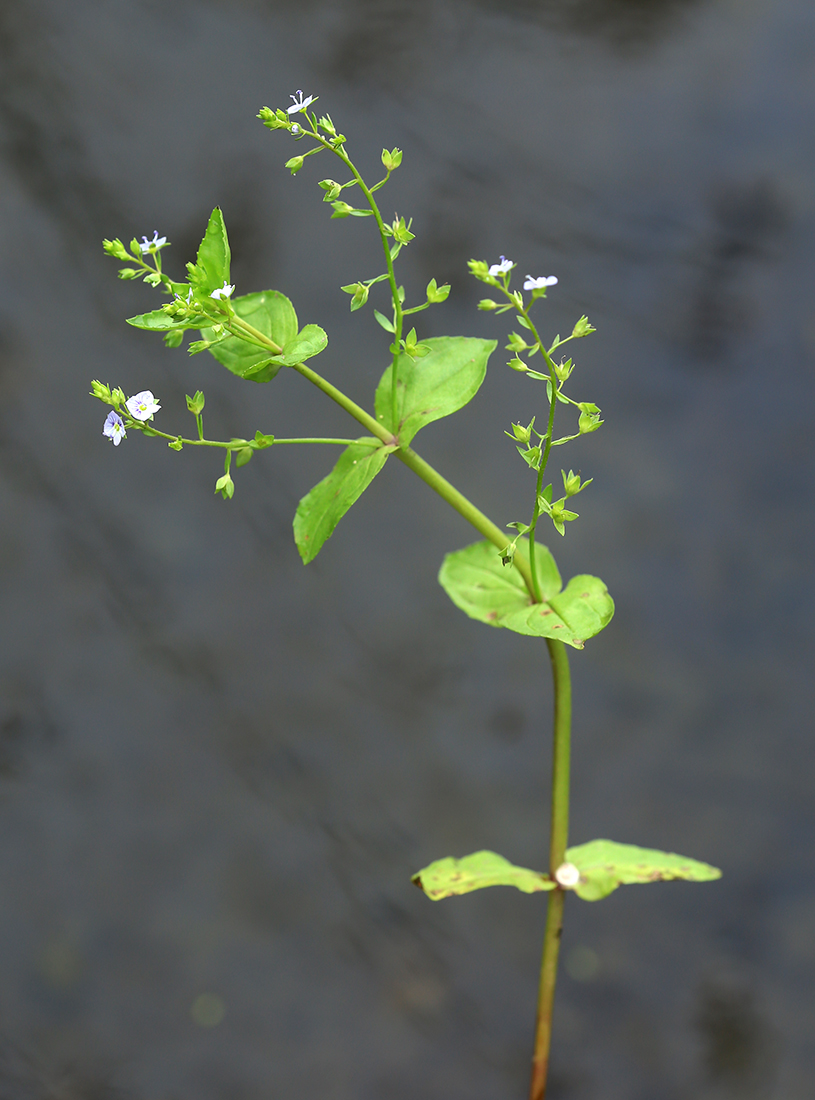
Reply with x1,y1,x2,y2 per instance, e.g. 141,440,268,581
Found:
200,290,298,383
293,439,397,564
373,309,395,333
374,336,496,445
438,539,613,650
411,851,555,901
565,839,722,902
195,207,231,293
272,323,328,366
126,308,187,332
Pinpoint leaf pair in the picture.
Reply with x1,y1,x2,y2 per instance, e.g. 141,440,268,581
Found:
293,336,495,562
412,841,721,903
438,539,613,650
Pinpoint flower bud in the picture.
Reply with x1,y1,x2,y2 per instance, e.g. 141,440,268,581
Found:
508,357,529,372
381,146,403,171
89,380,113,403
468,260,490,281
186,391,206,415
285,155,304,175
571,315,596,339
215,473,235,500
478,299,498,311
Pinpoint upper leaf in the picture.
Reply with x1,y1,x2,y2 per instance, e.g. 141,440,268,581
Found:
566,839,722,901
412,850,555,901
200,291,298,383
127,308,191,332
194,207,231,294
438,539,613,649
374,336,496,445
293,439,397,564
272,323,329,367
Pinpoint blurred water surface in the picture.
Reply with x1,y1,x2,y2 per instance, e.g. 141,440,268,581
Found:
0,1,813,1098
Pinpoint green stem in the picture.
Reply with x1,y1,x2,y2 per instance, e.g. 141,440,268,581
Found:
529,638,572,1100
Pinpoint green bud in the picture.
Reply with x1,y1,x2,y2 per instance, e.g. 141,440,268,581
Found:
258,106,288,129
143,271,162,287
168,438,183,451
505,332,528,353
318,114,337,135
577,402,603,434
519,445,541,470
285,155,305,175
215,473,234,500
319,179,342,201
426,278,451,304
331,201,354,218
507,421,532,444
164,329,184,349
571,315,596,339
478,298,498,311
129,239,141,257
391,216,415,245
89,380,113,404
103,238,131,261
236,447,254,467
508,357,528,372
111,387,127,407
117,267,139,280
186,391,205,415
381,147,403,171
341,282,369,311
468,259,490,282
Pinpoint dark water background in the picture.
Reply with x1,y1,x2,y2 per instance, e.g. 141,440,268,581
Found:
1,1,813,1098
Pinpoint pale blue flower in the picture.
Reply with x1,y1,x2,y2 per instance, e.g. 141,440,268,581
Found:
488,256,514,276
287,90,317,115
126,390,161,421
524,275,558,290
210,282,235,300
291,124,301,135
103,410,126,445
139,231,167,253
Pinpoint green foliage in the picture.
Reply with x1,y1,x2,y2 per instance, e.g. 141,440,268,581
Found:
293,439,397,563
272,323,328,366
126,308,189,332
189,207,231,295
565,840,722,901
412,851,555,900
374,336,496,444
438,539,613,649
199,291,298,382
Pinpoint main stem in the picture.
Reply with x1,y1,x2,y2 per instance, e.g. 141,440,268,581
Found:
529,638,572,1100
225,230,570,1100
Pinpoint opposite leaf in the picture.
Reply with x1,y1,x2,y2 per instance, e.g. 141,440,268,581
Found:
374,336,496,445
194,207,231,294
272,323,328,366
565,839,722,902
200,290,298,382
293,439,397,564
412,850,555,901
438,539,613,650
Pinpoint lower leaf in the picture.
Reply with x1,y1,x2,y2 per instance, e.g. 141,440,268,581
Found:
565,839,722,901
293,439,397,564
412,850,555,900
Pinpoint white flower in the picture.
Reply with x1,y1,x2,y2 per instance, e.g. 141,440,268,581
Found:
287,90,317,115
291,123,301,135
554,862,581,888
524,275,558,291
126,390,161,421
139,231,167,253
488,256,514,276
210,282,235,300
103,411,126,445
